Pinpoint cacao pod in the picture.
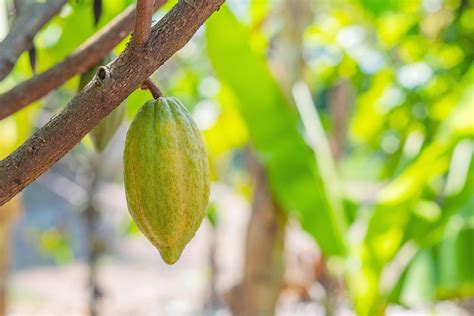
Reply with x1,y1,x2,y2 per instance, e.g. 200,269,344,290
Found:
123,97,210,264
78,54,125,152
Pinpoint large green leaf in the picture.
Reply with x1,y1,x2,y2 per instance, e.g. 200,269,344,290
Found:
389,223,474,305
206,6,347,255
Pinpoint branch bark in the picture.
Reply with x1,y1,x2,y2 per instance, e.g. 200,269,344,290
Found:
0,0,67,81
0,0,167,120
0,0,225,206
133,0,155,47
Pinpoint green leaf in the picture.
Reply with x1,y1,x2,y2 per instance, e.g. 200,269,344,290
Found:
359,0,399,15
206,6,347,255
389,224,474,305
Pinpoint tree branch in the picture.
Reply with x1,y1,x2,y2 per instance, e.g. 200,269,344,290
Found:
133,0,155,47
0,0,67,81
0,0,167,120
135,2,163,100
0,0,225,206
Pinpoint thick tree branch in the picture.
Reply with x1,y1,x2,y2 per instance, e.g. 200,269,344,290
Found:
0,0,67,81
133,0,155,47
0,1,167,120
0,0,225,206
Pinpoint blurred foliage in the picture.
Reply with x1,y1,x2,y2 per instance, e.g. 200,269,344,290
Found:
36,228,74,264
1,0,473,315
207,6,347,255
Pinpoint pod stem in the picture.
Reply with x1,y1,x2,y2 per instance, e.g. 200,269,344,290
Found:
142,78,163,99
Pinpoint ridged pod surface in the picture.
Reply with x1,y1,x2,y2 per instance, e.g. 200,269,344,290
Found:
124,97,210,264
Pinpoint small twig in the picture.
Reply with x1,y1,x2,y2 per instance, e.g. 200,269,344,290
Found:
134,1,162,100
133,0,155,47
142,78,163,99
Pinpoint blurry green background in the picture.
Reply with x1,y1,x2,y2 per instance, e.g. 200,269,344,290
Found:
0,0,473,315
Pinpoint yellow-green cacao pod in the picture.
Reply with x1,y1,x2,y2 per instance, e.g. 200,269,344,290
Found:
123,97,210,264
78,54,124,152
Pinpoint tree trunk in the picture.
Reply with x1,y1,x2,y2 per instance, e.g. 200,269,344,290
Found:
204,225,220,313
329,80,351,161
83,157,105,316
0,196,21,316
227,150,287,316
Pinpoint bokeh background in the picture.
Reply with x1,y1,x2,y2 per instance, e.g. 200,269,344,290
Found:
0,0,473,315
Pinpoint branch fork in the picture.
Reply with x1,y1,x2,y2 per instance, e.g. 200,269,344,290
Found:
133,0,155,47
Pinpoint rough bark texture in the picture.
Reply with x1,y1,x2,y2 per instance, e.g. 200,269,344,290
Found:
0,0,225,206
0,0,167,120
227,151,287,316
0,0,67,81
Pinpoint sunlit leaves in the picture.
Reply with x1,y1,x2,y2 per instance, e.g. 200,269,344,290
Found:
37,228,74,264
200,87,249,158
350,69,394,145
35,0,131,70
359,0,400,15
377,13,415,48
206,6,347,255
390,224,474,305
0,104,40,159
376,141,452,206
0,118,18,159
